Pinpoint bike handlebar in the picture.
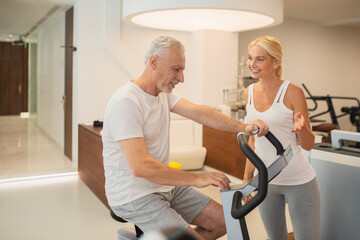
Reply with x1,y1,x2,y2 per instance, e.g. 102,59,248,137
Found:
231,131,285,219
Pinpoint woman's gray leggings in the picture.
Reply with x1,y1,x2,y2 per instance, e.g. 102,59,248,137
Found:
258,177,320,240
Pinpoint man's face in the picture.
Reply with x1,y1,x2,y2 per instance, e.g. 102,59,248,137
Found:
154,46,185,94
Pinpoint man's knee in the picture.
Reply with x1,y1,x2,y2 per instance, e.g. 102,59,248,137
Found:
191,200,227,237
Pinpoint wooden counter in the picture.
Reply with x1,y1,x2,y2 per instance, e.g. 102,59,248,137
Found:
78,124,109,208
203,125,247,179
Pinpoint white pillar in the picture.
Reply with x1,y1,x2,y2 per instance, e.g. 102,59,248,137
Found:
187,30,239,145
189,30,238,107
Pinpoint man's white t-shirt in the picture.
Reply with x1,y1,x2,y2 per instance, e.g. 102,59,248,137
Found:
102,81,181,207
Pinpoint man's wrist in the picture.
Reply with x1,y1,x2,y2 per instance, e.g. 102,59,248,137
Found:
242,123,248,133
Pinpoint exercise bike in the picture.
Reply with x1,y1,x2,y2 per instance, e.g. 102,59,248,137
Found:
221,131,292,240
110,131,292,240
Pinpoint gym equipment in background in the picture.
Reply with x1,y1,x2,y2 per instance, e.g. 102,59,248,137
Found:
309,130,360,240
341,106,360,132
302,83,360,132
221,131,293,240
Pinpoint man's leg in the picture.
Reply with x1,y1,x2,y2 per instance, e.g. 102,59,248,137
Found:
189,199,227,240
168,186,226,240
112,191,190,232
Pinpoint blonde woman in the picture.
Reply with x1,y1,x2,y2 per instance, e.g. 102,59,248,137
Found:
243,36,320,240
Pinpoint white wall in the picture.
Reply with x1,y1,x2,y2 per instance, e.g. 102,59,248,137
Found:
28,43,37,120
189,30,238,108
121,25,239,108
37,12,65,148
237,19,360,131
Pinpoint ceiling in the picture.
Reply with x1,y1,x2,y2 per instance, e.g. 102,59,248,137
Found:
0,0,359,42
0,0,74,41
285,0,360,27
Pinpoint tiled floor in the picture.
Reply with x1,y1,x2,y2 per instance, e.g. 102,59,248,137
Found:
0,115,293,240
0,174,122,240
0,115,76,180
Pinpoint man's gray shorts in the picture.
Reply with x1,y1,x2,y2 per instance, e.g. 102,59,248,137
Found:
111,186,211,232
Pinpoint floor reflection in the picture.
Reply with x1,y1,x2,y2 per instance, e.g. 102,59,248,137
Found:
0,115,76,180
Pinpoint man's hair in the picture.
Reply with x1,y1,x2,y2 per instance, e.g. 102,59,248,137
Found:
144,36,185,65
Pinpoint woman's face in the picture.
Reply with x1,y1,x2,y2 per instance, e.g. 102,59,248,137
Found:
247,45,278,80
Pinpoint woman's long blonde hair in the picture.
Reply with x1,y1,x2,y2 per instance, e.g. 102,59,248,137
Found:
248,36,283,79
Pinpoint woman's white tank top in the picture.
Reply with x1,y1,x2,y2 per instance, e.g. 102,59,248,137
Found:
245,80,316,185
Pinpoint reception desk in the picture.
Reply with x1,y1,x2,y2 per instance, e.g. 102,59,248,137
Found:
78,124,109,208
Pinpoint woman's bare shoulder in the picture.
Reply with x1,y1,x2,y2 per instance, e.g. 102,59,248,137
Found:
287,82,305,98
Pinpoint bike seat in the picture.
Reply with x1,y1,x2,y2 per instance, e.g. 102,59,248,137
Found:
110,208,128,223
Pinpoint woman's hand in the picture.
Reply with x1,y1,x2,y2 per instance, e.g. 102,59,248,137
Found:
291,112,305,133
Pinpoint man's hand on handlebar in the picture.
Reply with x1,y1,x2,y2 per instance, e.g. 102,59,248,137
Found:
194,171,231,190
245,119,269,137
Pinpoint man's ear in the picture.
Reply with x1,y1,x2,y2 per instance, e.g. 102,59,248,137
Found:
149,54,158,70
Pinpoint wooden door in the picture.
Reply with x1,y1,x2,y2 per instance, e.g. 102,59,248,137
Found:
64,7,74,160
0,42,28,115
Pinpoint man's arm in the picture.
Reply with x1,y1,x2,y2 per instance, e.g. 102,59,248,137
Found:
171,98,268,136
118,137,231,190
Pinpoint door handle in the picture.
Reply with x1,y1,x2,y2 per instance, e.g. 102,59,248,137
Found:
61,95,66,110
18,84,22,94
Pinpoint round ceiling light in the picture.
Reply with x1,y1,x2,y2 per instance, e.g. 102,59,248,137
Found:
130,9,274,32
122,0,283,32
